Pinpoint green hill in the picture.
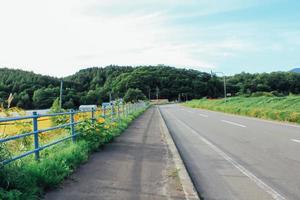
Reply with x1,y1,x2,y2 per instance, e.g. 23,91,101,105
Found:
0,66,216,109
2,66,300,109
290,68,300,73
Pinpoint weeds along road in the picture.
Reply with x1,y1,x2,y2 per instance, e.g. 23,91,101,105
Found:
159,104,300,200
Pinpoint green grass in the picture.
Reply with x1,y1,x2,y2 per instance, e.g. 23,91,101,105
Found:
184,96,300,124
0,107,148,200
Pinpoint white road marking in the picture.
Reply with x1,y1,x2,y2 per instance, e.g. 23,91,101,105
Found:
291,139,300,143
180,106,208,117
221,120,246,128
198,113,208,118
174,118,286,200
193,107,300,128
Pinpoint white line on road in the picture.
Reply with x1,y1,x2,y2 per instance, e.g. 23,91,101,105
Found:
174,118,286,200
180,107,208,117
195,107,300,128
221,120,246,128
198,113,208,118
291,139,300,143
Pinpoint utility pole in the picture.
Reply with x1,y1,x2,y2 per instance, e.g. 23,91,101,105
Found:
223,75,227,102
59,80,63,109
109,91,112,102
214,72,227,102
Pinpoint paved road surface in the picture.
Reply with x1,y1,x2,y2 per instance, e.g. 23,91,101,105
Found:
159,104,300,200
44,107,185,200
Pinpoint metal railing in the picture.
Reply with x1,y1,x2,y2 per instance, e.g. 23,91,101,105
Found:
0,102,147,165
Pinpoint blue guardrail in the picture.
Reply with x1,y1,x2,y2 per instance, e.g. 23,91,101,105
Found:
0,102,146,166
0,109,97,165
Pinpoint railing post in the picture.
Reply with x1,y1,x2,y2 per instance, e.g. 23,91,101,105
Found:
122,103,125,118
111,103,114,121
103,106,106,118
70,109,76,143
91,108,95,124
32,111,39,160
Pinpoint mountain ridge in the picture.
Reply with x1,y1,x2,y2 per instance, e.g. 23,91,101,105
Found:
1,66,300,109
290,68,300,73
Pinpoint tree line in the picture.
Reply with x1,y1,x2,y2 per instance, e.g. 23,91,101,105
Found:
0,66,299,109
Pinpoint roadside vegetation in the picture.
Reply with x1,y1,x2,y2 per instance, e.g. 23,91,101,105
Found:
0,103,148,199
185,94,300,124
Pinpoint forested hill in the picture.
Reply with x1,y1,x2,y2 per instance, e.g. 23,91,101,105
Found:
0,68,60,109
61,66,219,106
0,66,219,109
1,66,300,109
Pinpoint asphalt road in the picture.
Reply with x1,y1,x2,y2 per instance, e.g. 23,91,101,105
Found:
159,104,300,200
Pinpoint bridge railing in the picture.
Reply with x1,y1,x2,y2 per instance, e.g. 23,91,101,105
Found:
0,101,147,166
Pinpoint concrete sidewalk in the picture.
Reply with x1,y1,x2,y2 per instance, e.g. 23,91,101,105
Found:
44,107,187,200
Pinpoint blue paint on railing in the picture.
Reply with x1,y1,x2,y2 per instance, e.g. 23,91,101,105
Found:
0,102,147,166
0,109,97,165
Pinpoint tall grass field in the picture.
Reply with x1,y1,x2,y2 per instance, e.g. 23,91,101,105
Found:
184,95,300,124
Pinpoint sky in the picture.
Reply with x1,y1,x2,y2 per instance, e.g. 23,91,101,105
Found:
0,0,299,77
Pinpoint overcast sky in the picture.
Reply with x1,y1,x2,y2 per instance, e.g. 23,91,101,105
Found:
0,0,299,77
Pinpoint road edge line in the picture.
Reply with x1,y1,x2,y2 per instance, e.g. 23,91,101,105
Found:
157,106,200,200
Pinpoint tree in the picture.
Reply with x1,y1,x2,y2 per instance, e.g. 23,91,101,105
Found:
50,97,61,113
32,88,59,109
63,98,75,109
124,88,147,103
16,91,31,109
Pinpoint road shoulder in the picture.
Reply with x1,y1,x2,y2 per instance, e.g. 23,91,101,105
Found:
157,106,200,200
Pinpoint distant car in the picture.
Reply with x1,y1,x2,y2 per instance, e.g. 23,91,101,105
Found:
79,105,97,111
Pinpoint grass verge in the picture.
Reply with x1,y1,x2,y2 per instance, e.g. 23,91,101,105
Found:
184,96,300,124
0,107,148,200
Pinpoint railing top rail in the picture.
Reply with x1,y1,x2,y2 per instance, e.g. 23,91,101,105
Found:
37,111,73,118
0,109,97,123
0,115,35,123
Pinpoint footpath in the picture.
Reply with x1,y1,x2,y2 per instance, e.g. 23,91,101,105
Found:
44,106,198,200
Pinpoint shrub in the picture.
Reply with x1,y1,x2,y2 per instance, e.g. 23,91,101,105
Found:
77,120,106,151
49,98,67,126
124,88,147,103
251,92,274,97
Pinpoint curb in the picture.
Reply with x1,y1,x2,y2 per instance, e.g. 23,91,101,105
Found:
157,106,200,200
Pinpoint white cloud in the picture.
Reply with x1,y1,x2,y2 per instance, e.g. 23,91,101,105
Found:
0,0,294,76
0,0,218,77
